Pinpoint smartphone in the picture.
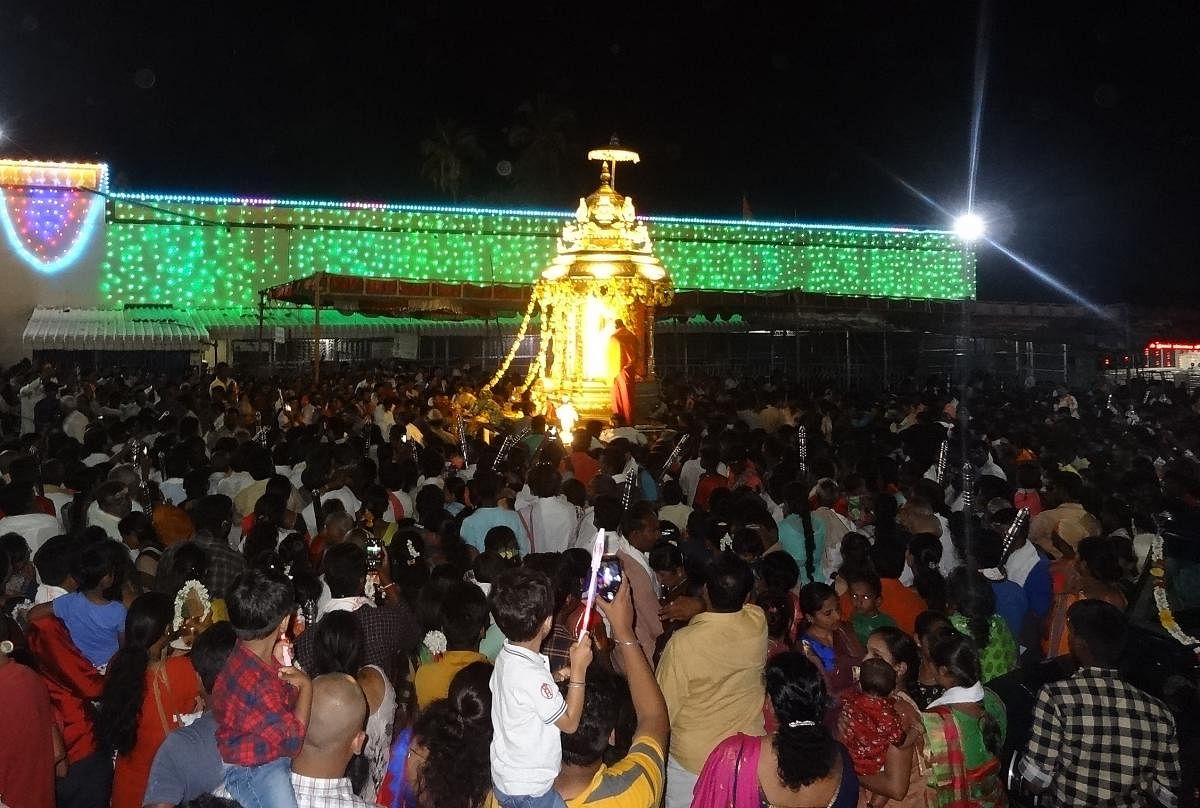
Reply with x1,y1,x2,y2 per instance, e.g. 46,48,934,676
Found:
365,536,384,572
582,555,623,603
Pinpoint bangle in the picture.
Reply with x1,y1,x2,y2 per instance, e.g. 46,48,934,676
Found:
567,681,586,688
615,639,639,646
380,582,396,591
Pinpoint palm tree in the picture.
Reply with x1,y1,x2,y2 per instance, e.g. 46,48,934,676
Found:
507,95,577,198
420,120,484,201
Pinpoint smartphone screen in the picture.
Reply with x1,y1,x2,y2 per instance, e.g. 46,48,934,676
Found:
365,538,384,571
582,555,623,603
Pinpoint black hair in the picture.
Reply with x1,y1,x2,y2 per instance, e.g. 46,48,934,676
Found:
489,566,555,642
929,631,1001,754
731,526,765,559
242,522,279,564
162,543,210,600
798,581,837,616
858,656,897,698
844,568,882,599
908,533,947,612
648,540,684,572
870,533,908,580
528,463,561,498
661,479,683,505
915,610,954,646
838,532,874,579
592,495,623,531
561,477,587,508
225,568,294,640
72,541,116,591
758,551,800,593
472,550,516,584
968,529,1004,570
323,541,368,598
705,553,755,612
192,494,234,536
33,535,79,587
560,665,629,766
869,625,921,694
118,511,159,550
1078,535,1123,585
441,581,489,650
97,592,172,754
411,661,494,808
310,610,364,676
483,525,518,558
469,469,500,504
178,795,242,808
946,567,996,651
756,589,793,640
191,621,237,693
1066,598,1127,666
765,652,836,789
619,500,657,541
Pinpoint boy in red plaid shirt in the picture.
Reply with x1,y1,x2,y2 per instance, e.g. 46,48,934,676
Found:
840,657,906,804
212,568,312,808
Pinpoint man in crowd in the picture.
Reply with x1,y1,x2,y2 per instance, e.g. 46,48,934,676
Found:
155,494,245,600
1019,600,1181,807
656,554,766,808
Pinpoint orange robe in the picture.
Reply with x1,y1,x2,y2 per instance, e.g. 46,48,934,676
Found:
608,326,639,423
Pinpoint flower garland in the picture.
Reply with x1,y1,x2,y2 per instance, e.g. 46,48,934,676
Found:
172,580,211,631
481,292,540,393
423,630,447,658
1150,535,1200,656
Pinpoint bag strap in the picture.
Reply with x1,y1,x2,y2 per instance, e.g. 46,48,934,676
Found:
150,663,176,736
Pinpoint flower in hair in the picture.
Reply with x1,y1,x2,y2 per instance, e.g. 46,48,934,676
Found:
406,538,420,566
719,532,733,552
787,719,816,728
424,630,447,657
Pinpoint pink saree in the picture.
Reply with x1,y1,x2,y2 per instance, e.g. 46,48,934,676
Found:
693,733,763,808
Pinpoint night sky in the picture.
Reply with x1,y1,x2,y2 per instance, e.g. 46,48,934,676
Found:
1,1,1196,305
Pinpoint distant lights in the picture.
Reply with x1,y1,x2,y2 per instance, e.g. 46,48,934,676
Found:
953,212,986,242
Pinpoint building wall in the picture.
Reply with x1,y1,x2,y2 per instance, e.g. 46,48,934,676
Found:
0,187,108,362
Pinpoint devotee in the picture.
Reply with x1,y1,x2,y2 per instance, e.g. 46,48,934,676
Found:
1019,600,1181,807
657,553,766,808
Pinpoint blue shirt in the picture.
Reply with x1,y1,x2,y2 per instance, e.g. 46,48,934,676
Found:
460,507,530,556
777,514,825,583
1022,557,1054,618
990,578,1030,640
144,712,223,806
51,591,126,668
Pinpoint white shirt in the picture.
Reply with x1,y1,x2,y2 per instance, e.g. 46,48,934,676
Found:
490,643,567,796
63,410,89,444
0,514,61,555
87,508,124,543
44,490,74,529
159,477,187,506
1005,540,1041,587
382,489,415,524
82,452,110,468
599,426,647,445
518,496,582,554
215,470,254,501
302,486,362,531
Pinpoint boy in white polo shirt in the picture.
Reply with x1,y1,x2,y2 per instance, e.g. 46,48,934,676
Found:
489,566,593,808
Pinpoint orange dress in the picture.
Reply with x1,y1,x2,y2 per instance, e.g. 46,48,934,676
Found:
110,655,201,808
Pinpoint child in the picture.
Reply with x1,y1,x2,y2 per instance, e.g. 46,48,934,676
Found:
841,657,906,786
847,571,896,644
212,569,311,808
485,525,520,561
489,566,593,808
52,542,126,669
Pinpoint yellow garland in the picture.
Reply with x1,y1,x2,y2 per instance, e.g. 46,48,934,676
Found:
481,293,539,392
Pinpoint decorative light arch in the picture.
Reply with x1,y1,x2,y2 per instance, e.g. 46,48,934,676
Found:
0,159,108,273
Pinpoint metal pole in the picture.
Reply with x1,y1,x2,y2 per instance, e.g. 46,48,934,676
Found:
313,272,323,384
845,329,851,389
881,327,889,390
257,292,265,376
1062,343,1069,384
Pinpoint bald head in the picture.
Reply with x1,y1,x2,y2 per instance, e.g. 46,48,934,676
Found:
304,673,368,755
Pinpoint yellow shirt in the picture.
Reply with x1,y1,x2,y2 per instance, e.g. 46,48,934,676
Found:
414,650,489,708
656,605,767,773
482,735,665,808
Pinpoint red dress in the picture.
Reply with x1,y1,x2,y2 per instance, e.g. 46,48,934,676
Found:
0,661,56,808
110,656,202,808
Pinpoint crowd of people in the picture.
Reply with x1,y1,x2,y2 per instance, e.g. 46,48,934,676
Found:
0,355,1194,808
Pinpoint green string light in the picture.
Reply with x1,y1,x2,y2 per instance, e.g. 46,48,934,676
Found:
99,199,975,307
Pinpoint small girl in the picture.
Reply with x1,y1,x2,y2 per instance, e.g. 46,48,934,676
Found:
53,542,126,669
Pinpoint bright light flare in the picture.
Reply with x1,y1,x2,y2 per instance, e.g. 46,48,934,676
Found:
953,212,986,242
